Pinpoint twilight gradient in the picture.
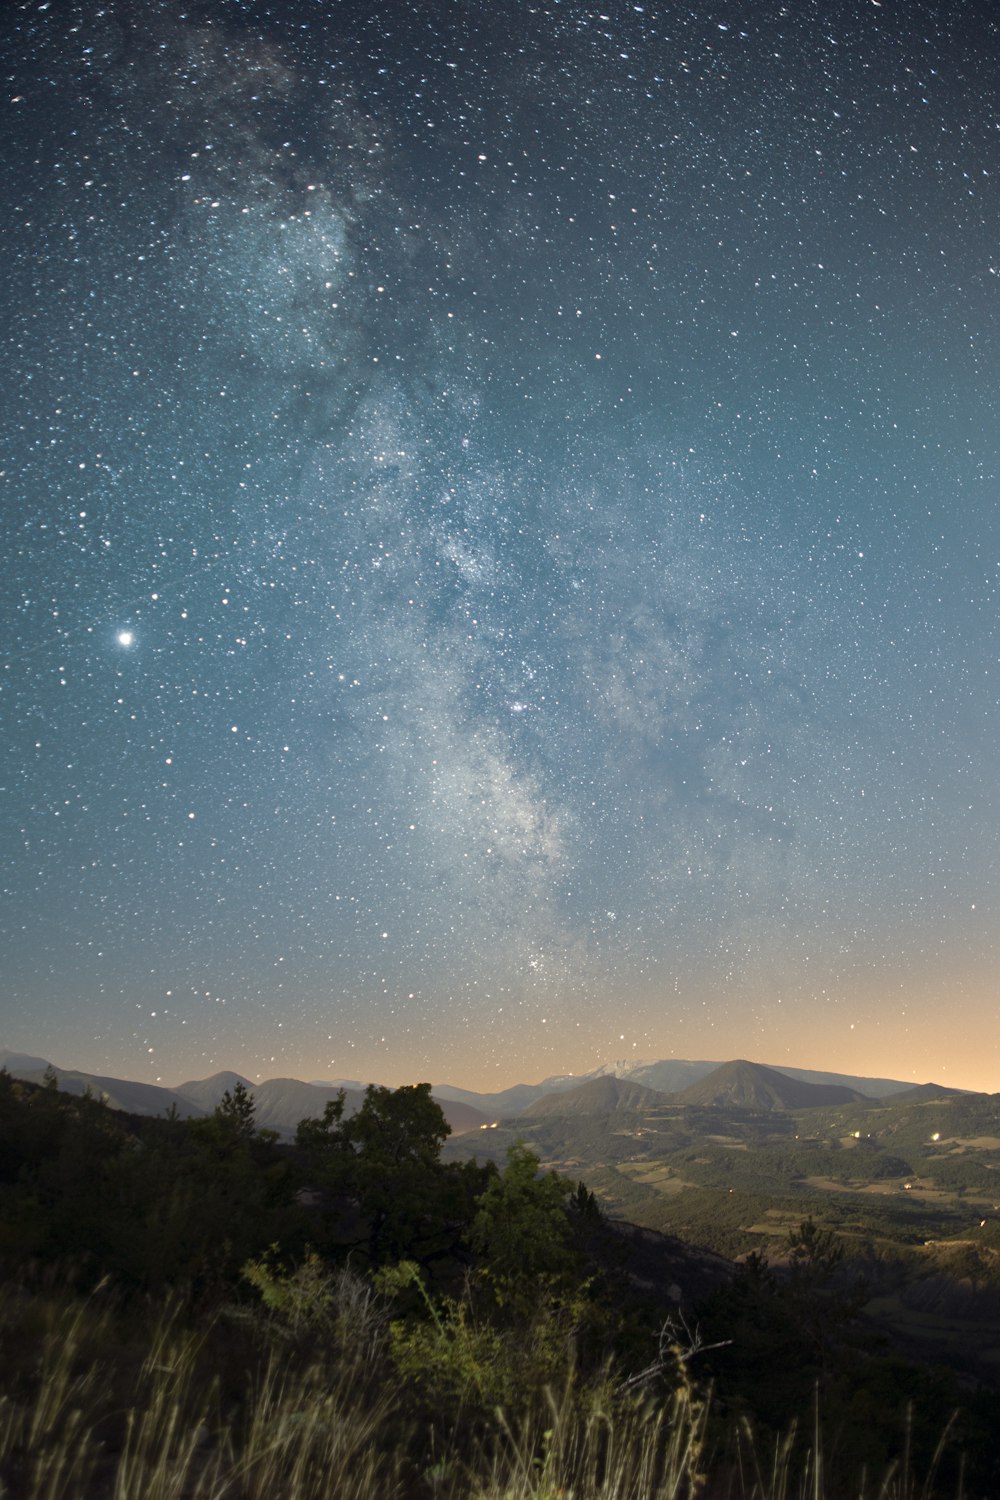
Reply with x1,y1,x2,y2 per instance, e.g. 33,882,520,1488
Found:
2,0,997,1091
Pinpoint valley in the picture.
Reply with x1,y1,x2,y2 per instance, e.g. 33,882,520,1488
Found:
443,1066,1000,1385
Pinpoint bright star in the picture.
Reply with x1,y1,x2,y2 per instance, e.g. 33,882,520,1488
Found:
117,631,134,647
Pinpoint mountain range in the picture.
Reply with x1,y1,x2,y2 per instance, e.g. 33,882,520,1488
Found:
432,1055,926,1115
493,1061,880,1120
0,1048,954,1139
0,1053,490,1136
672,1059,866,1110
521,1075,668,1118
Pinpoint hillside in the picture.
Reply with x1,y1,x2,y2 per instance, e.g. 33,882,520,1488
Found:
255,1078,366,1133
2,1049,931,1131
0,1055,487,1136
0,1056,206,1120
174,1072,253,1111
433,1097,491,1133
0,1048,962,1139
762,1063,919,1099
433,1057,919,1117
431,1076,594,1116
521,1075,670,1118
884,1082,967,1104
174,1072,490,1136
623,1059,733,1095
3,1062,999,1495
675,1060,865,1111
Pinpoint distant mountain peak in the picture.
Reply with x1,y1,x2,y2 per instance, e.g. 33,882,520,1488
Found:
676,1059,865,1111
522,1074,669,1118
0,1049,59,1074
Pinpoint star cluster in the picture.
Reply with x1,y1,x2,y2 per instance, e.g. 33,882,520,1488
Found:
2,0,997,1089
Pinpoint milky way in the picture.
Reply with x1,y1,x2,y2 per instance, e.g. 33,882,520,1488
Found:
2,0,997,1089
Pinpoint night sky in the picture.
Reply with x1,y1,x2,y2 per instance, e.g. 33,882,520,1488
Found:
2,0,997,1093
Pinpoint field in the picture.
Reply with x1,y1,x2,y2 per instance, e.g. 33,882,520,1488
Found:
446,1089,1000,1383
5,1069,1000,1495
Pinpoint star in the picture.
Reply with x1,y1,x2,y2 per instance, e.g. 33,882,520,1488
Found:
1,0,996,1093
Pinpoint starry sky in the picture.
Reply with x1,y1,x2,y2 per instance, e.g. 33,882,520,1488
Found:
2,0,997,1093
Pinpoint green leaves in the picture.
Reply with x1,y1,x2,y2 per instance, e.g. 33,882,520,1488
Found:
471,1143,576,1296
343,1082,450,1166
215,1080,257,1140
295,1082,461,1265
294,1092,346,1153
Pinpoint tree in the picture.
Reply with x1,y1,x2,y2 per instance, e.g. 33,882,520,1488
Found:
295,1092,346,1153
785,1218,868,1368
567,1179,602,1226
308,1083,459,1266
787,1216,844,1285
216,1080,257,1140
470,1143,575,1292
343,1083,449,1167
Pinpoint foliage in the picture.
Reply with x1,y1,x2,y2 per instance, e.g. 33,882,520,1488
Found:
294,1091,347,1155
0,1277,992,1499
243,1245,339,1331
215,1078,259,1141
242,1245,389,1361
345,1081,450,1166
292,1081,486,1267
470,1143,577,1297
377,1259,510,1407
2,1073,1000,1495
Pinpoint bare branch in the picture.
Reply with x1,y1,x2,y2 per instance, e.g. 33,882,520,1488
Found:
619,1312,733,1393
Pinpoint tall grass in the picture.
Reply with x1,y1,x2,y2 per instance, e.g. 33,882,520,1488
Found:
0,1281,967,1500
467,1376,710,1499
0,1280,406,1499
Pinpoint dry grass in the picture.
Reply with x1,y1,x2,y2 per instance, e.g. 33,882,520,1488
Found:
0,1282,969,1500
0,1282,406,1499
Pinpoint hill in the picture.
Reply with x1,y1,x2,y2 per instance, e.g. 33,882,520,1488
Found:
673,1060,865,1110
434,1057,920,1116
433,1097,491,1133
621,1059,734,1095
0,1047,956,1137
174,1071,254,1111
883,1082,967,1104
431,1076,587,1116
762,1063,920,1099
254,1078,366,1133
0,1050,55,1074
173,1073,365,1132
173,1072,490,1136
0,1054,206,1119
521,1075,670,1118
0,1055,487,1137
2,1049,933,1132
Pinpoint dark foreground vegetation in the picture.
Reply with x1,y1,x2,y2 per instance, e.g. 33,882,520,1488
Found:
1,1068,997,1497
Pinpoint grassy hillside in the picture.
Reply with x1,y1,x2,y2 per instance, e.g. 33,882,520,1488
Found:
446,1085,1000,1379
521,1075,670,1117
674,1059,865,1110
449,1089,1000,1251
3,1066,1000,1494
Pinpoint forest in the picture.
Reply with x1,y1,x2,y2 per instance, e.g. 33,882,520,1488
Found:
1,1067,997,1498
